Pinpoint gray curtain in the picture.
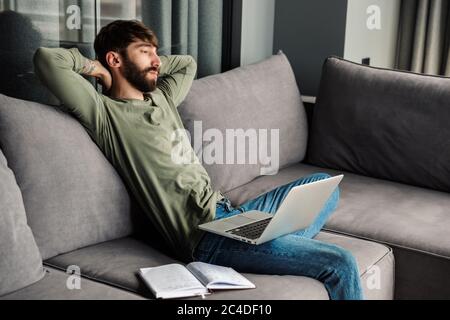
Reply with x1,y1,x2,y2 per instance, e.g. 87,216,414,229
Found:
396,0,450,76
142,0,223,78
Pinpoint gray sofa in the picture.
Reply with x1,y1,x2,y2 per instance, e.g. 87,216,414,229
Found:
0,52,448,300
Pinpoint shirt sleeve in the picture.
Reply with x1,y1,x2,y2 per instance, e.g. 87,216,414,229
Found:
33,47,106,136
157,55,197,107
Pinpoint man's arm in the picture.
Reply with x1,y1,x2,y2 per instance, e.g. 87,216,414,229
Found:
157,55,197,107
33,47,111,135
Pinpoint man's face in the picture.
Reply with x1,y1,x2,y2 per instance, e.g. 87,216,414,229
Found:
121,40,161,93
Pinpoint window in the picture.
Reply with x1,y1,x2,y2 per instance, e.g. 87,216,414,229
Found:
0,0,230,105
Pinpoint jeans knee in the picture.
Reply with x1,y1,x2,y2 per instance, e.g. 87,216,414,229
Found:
328,246,359,277
310,172,331,181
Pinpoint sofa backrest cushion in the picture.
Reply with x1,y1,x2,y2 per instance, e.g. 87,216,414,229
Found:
178,52,308,193
0,148,45,296
0,94,134,259
307,57,450,192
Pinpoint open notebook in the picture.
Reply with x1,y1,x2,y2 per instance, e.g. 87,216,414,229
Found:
139,262,256,299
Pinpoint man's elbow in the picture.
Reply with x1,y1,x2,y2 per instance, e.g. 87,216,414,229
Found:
33,47,51,76
186,55,197,75
33,47,48,66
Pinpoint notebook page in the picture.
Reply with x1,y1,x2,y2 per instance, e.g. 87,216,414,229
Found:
187,262,256,290
139,264,208,298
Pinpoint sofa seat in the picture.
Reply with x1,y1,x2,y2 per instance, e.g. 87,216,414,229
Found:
44,232,393,300
225,162,450,299
0,266,144,300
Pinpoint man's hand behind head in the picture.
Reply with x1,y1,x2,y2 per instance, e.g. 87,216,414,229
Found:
81,59,112,94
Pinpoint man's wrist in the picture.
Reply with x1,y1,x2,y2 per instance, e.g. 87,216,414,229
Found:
81,58,96,75
81,59,107,80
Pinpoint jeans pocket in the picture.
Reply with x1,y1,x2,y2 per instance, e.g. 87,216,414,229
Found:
215,197,235,218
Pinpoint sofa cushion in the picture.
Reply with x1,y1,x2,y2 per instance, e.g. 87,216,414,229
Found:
307,56,450,193
0,267,144,300
225,162,450,299
45,233,394,300
0,149,45,296
178,52,308,193
0,93,134,259
46,237,178,296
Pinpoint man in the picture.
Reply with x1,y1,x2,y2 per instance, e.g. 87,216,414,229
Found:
34,20,363,300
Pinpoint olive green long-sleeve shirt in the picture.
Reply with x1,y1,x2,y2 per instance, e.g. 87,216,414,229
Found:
33,47,223,262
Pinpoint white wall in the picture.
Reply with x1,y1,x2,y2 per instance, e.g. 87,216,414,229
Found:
240,0,275,66
344,0,401,68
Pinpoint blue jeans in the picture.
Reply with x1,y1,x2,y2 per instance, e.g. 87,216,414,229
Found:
193,173,364,300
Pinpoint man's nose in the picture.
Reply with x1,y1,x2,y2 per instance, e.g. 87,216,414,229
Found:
153,56,161,69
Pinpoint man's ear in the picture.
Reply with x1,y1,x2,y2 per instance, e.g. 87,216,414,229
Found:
105,51,121,69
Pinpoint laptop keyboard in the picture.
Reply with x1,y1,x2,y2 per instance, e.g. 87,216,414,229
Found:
226,217,273,240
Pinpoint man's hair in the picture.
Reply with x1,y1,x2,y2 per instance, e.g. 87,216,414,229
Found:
94,20,158,70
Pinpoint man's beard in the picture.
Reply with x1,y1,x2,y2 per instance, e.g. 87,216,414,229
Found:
122,53,158,93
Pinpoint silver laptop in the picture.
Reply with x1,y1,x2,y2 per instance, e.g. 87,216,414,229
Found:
199,174,343,245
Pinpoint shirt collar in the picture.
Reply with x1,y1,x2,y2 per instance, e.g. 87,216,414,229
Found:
110,90,161,107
